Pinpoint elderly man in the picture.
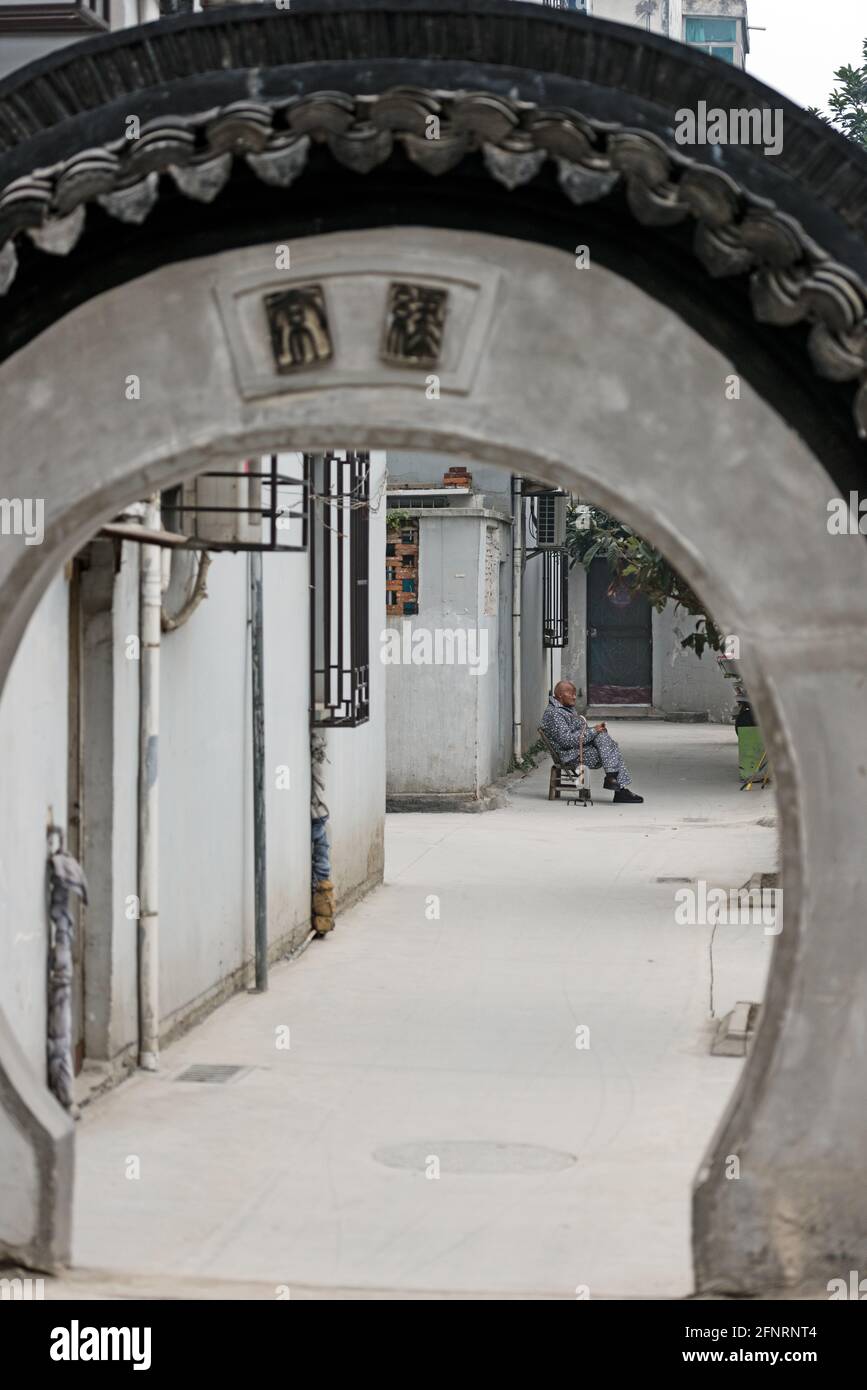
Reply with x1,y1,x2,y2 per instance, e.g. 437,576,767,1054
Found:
541,680,644,803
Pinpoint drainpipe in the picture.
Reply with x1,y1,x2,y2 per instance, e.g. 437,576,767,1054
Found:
511,476,523,763
249,550,268,992
138,495,161,1071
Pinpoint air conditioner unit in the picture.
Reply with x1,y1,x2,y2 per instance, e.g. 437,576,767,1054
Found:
536,491,568,549
181,464,262,547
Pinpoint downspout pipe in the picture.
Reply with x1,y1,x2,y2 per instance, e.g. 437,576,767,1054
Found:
138,495,161,1071
511,475,523,764
249,550,268,992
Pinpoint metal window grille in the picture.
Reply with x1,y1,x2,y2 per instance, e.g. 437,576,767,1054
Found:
161,455,308,551
309,451,371,727
542,549,569,648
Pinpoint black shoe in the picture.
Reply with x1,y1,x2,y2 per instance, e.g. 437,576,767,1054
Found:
613,788,644,803
603,774,618,790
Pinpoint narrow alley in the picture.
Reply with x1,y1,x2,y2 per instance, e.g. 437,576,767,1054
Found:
56,724,775,1300
2,0,865,1336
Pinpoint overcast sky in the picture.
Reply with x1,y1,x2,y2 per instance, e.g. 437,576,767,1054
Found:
745,0,865,114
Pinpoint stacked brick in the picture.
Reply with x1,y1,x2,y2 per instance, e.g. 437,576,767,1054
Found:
443,465,472,488
386,521,419,616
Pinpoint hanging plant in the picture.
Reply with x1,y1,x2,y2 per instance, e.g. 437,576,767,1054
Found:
565,502,724,657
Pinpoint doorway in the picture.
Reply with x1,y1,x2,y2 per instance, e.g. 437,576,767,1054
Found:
587,557,652,706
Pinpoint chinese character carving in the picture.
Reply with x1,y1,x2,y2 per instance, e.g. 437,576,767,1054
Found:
265,284,332,373
382,282,448,368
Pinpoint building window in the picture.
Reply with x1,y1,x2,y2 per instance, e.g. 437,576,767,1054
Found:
685,18,738,43
542,549,569,649
685,16,738,64
689,43,736,63
309,451,371,728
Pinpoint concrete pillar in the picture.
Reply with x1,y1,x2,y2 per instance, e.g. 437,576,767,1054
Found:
694,641,867,1295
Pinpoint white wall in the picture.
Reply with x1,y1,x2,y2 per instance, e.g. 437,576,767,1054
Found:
384,453,552,785
591,0,668,34
0,454,386,1073
0,573,69,1075
669,0,684,43
159,549,254,1023
0,37,80,82
385,505,510,798
156,538,315,1028
324,454,387,898
386,512,484,797
652,603,733,720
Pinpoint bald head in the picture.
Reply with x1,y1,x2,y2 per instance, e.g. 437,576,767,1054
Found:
554,680,577,707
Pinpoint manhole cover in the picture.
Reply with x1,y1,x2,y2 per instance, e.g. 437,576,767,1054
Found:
373,1140,577,1175
175,1064,246,1084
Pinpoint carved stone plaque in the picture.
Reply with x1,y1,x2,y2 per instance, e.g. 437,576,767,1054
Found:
381,281,448,368
264,283,332,372
215,247,500,400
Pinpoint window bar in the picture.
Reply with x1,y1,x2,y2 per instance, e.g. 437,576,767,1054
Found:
269,454,278,546
165,458,307,551
323,454,333,718
350,452,371,722
309,451,371,727
336,452,345,720
542,548,569,648
308,453,317,722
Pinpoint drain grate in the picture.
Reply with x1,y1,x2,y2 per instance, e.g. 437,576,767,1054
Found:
175,1064,245,1084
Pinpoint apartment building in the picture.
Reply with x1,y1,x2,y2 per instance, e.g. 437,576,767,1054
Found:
0,0,162,82
528,0,749,70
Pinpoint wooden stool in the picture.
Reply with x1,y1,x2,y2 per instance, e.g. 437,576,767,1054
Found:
538,726,585,802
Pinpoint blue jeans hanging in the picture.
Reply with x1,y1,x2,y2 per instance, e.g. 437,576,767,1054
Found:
311,814,331,883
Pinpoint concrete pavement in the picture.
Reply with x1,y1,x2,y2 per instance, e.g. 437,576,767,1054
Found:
52,722,777,1299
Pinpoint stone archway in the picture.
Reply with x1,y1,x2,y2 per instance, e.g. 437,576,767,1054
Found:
1,3,866,1297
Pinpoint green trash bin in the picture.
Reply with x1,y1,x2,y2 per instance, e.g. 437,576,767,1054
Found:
737,726,765,783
